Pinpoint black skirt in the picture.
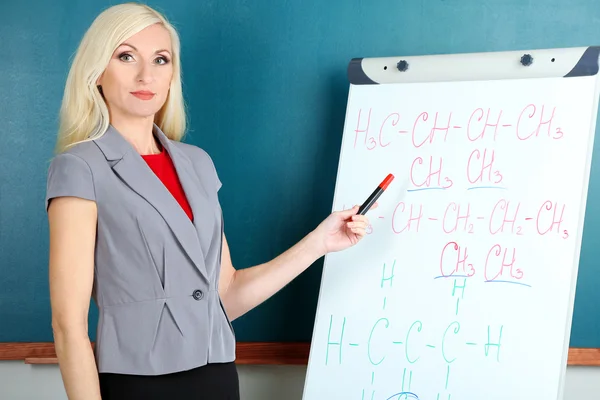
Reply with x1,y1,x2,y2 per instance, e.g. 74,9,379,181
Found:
99,362,240,400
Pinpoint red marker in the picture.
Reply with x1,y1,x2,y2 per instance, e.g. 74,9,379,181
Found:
357,173,394,215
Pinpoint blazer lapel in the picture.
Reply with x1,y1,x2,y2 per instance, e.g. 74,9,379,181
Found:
94,124,211,283
154,128,216,260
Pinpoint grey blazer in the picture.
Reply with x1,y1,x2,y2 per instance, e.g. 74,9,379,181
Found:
45,123,236,375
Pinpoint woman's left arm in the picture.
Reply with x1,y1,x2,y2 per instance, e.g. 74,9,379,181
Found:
218,204,374,320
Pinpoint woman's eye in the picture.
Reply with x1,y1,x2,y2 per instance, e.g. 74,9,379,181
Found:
117,52,169,64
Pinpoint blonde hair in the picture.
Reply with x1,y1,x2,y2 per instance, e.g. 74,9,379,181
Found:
55,2,186,153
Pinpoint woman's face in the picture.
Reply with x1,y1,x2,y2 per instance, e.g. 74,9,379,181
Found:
97,23,173,121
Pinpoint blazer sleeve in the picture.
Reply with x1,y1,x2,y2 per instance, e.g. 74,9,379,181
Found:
45,152,96,211
193,147,222,193
212,156,222,192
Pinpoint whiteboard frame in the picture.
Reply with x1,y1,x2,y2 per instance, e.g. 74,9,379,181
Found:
303,46,600,400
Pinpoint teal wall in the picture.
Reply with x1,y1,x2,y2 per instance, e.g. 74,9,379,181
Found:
1,0,599,347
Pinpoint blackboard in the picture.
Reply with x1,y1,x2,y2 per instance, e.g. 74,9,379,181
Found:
0,0,599,351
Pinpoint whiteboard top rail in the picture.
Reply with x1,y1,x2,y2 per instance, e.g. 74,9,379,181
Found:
348,46,600,84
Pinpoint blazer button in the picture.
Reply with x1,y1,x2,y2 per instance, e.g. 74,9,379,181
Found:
192,289,204,300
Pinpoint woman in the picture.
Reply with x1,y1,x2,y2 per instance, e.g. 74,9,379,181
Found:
46,3,373,400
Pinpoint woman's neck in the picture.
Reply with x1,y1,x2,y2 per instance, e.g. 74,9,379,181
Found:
110,116,161,155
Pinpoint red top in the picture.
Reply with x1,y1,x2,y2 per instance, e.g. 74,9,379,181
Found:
141,148,194,221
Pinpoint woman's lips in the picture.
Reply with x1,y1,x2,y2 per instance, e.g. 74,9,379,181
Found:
131,91,155,100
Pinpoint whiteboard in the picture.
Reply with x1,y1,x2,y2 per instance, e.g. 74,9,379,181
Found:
303,48,600,400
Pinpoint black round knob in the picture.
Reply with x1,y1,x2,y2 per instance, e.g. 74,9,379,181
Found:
520,54,533,66
397,60,409,72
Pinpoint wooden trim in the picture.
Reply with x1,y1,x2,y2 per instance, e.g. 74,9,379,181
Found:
234,342,309,365
567,347,600,366
0,343,60,362
1,343,600,366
